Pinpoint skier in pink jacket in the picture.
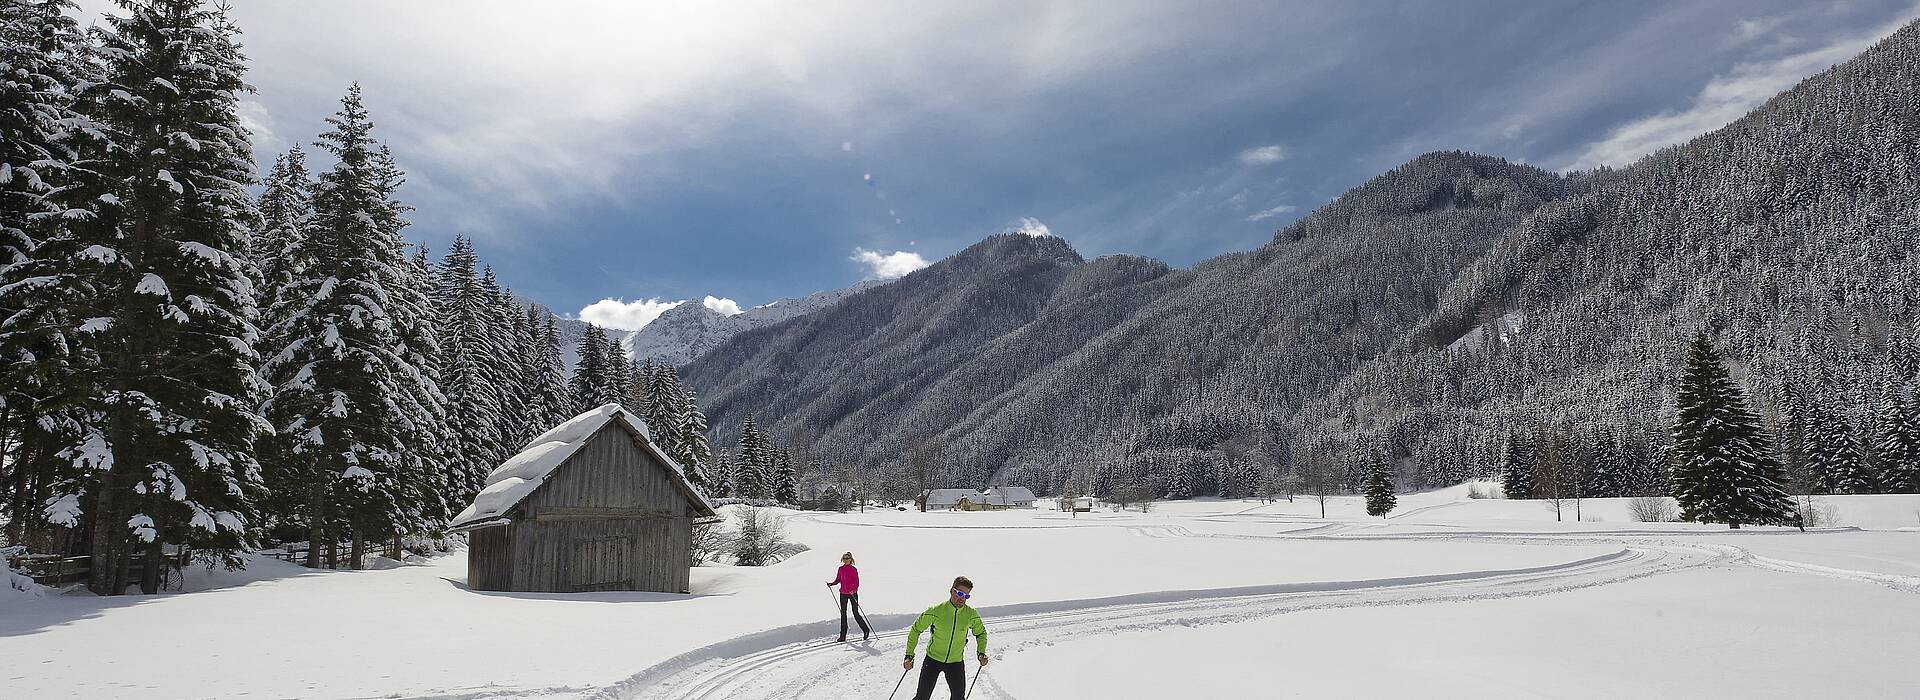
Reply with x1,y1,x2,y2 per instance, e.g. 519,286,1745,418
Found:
827,551,872,641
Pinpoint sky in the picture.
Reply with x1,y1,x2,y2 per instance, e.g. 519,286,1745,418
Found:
71,0,1920,331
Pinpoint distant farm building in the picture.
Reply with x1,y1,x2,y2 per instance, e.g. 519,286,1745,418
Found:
448,404,716,593
980,486,1037,508
921,489,976,511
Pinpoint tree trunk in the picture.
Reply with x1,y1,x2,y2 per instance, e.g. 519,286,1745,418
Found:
326,538,337,570
349,527,365,570
139,538,163,594
86,414,136,596
304,482,325,568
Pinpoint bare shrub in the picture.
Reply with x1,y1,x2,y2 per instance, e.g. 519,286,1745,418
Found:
1793,496,1839,529
690,520,727,566
730,506,808,566
1628,496,1680,523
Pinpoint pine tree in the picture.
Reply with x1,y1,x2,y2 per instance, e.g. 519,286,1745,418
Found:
773,449,797,504
252,146,311,303
479,267,524,455
377,161,449,528
736,415,767,499
1806,407,1871,494
1363,452,1397,517
531,313,572,428
570,324,619,412
607,352,635,412
433,237,504,507
262,84,439,568
14,0,268,593
675,387,714,491
644,364,686,458
711,450,737,498
0,0,94,545
1669,333,1795,528
1585,429,1627,498
1500,431,1535,498
1871,377,1920,493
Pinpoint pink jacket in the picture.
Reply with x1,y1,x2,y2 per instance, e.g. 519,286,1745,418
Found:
831,564,860,594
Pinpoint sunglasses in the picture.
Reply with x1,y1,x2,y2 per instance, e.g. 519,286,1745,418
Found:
951,589,971,599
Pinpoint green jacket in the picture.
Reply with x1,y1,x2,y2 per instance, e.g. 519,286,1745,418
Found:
905,601,987,663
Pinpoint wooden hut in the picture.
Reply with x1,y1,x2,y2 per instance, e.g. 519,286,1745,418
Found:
448,404,716,593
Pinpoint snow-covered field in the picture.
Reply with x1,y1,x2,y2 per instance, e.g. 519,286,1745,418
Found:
5,486,1918,699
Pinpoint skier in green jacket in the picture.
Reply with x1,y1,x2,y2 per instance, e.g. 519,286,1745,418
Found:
903,576,989,700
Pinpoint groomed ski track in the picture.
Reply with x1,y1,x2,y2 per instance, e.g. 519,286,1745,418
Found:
389,515,1920,700
585,519,1916,700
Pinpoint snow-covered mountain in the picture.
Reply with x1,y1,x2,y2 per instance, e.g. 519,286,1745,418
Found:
540,280,887,369
622,281,885,366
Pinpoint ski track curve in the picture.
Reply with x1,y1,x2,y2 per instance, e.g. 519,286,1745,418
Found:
593,540,1717,699
388,520,1916,700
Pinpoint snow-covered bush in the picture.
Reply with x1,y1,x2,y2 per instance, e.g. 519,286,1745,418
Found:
1628,496,1680,523
2,546,48,603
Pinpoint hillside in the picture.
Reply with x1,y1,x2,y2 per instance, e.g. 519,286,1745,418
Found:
683,21,1920,495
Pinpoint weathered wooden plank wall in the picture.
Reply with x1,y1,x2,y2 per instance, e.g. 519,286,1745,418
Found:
485,422,692,593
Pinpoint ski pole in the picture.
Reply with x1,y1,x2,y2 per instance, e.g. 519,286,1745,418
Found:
886,666,910,699
965,662,985,699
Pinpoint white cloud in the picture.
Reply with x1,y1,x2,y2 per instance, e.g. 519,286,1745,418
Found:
578,298,684,331
90,0,1225,246
702,295,743,315
1564,11,1918,171
851,248,929,279
1246,203,1298,222
1236,144,1290,166
1008,217,1054,237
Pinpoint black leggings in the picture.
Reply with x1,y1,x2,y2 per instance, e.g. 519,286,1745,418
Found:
839,592,871,638
912,658,966,700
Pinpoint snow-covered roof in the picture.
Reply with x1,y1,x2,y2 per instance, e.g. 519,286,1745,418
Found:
448,404,715,531
981,486,1036,504
923,489,977,506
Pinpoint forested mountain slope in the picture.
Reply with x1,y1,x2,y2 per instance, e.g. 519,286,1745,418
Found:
684,21,1920,497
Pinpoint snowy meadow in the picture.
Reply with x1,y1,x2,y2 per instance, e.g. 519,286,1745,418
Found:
7,487,1919,699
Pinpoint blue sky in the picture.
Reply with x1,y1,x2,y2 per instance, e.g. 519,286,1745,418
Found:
75,1,1920,329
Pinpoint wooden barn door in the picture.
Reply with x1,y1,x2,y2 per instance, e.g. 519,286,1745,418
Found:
569,534,632,592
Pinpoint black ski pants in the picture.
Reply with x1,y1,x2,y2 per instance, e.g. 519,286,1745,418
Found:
911,657,966,700
839,592,871,638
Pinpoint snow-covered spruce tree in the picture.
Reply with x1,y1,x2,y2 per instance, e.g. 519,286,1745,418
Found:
1668,333,1795,528
1806,407,1871,494
1500,430,1535,498
251,146,311,304
675,386,714,491
1584,428,1628,498
498,298,542,448
643,364,687,459
607,352,636,412
1871,377,1920,493
14,0,267,594
261,84,439,569
531,313,573,428
569,324,621,412
710,450,736,498
433,237,506,506
0,0,95,546
735,415,767,499
1363,452,1396,517
478,267,531,455
373,148,449,531
773,449,797,504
